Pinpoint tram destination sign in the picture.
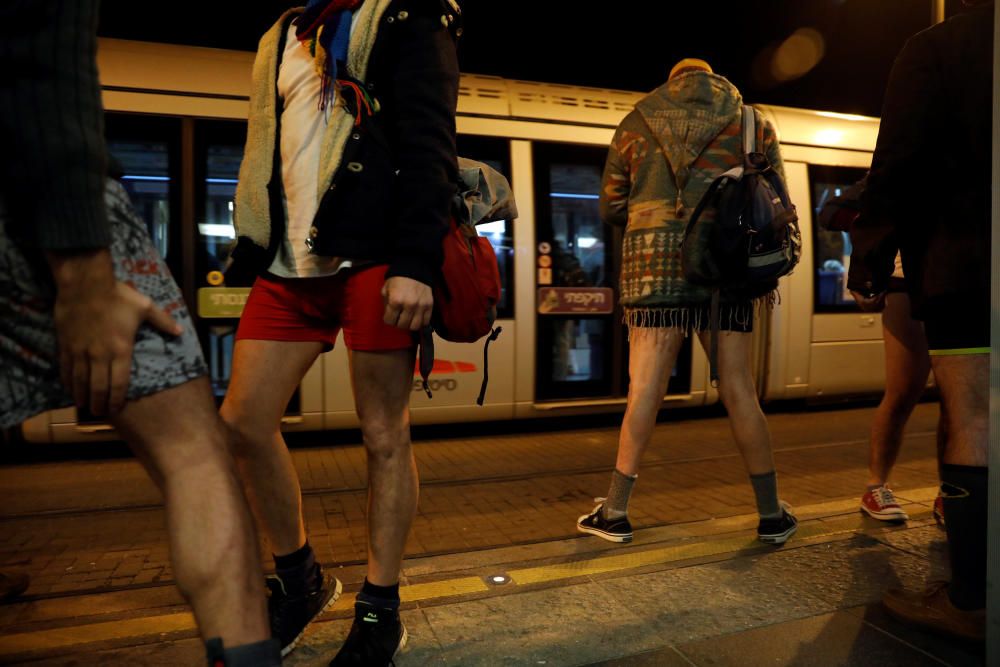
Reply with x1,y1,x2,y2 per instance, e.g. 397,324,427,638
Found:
197,287,251,318
537,287,614,315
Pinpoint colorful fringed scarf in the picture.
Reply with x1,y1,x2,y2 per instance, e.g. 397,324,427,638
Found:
295,0,365,109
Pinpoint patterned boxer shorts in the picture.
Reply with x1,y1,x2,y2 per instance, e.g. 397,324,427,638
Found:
0,179,208,429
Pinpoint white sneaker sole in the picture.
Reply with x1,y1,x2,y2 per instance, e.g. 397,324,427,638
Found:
861,505,909,522
281,576,343,657
758,522,797,545
576,516,633,543
397,623,409,654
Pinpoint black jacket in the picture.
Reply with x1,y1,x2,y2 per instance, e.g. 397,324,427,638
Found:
0,0,109,250
230,0,461,288
848,5,994,319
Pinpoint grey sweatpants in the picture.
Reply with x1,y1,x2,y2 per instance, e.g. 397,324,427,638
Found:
0,179,207,429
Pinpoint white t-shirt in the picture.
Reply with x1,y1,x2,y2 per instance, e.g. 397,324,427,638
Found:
268,17,359,278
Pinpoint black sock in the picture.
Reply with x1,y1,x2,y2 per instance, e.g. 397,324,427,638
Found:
273,541,318,595
205,638,281,667
357,578,400,609
940,464,988,610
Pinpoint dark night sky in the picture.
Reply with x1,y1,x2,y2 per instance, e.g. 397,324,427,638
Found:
97,0,972,118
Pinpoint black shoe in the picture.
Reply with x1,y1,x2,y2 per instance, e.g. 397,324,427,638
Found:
757,502,798,545
329,600,407,666
577,500,633,543
268,568,342,657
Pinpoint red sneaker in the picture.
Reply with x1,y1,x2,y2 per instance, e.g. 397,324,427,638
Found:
933,495,945,527
860,485,909,521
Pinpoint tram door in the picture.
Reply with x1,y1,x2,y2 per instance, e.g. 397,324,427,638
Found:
531,142,692,402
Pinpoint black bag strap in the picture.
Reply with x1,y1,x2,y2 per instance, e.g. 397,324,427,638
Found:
709,289,721,387
418,327,434,398
476,327,503,406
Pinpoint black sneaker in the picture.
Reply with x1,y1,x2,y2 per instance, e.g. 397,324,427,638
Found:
329,600,407,666
577,500,633,543
757,502,798,545
268,568,342,657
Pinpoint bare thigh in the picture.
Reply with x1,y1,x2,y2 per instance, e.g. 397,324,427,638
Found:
111,376,229,482
881,292,930,404
221,339,324,433
694,329,755,399
350,348,416,435
626,328,686,403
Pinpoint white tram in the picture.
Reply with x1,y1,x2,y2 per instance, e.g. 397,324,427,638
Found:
21,39,885,443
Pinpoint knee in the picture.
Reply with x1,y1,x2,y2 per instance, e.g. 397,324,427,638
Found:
362,419,410,462
879,395,918,423
716,374,756,411
220,404,275,456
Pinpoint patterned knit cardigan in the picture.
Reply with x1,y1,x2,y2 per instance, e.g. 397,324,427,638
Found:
600,72,785,330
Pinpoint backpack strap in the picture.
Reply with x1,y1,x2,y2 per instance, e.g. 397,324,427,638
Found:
741,105,757,158
476,327,503,406
709,289,721,387
418,327,434,398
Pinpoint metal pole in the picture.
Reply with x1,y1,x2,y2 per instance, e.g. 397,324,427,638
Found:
932,0,946,24
988,2,1000,662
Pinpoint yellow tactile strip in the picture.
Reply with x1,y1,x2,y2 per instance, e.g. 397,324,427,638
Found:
0,611,196,656
0,502,934,660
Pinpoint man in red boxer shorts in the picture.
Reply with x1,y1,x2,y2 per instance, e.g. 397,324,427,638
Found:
237,266,414,353
220,2,462,664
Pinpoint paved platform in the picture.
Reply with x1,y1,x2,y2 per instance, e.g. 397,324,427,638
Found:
0,402,982,665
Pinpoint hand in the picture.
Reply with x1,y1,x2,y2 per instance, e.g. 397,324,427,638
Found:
381,276,433,331
46,250,182,416
849,289,886,313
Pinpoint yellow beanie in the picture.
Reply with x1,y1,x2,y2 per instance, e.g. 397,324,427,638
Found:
669,58,713,80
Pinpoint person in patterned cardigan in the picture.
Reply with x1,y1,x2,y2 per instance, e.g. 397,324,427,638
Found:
577,59,798,546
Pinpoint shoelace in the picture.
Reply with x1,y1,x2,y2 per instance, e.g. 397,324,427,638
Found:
875,486,896,508
591,497,607,514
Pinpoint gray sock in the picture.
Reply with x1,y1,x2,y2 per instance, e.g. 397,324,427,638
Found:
602,469,637,520
750,471,782,519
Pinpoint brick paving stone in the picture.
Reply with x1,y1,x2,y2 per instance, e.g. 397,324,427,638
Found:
0,404,942,595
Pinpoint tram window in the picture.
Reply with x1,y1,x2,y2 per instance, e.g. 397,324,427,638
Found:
200,144,242,273
808,164,869,313
109,140,172,260
546,161,606,288
456,135,514,319
532,143,618,400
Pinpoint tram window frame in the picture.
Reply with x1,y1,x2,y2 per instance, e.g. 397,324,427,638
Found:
104,113,184,283
808,164,871,314
456,134,515,320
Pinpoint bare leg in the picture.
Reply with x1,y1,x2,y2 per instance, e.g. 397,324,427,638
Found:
221,339,324,555
350,348,419,586
933,355,988,467
696,330,773,476
615,328,686,475
111,377,268,645
868,292,931,486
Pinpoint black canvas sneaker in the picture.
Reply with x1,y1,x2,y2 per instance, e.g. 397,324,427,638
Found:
576,499,633,543
329,600,407,666
268,568,342,656
757,502,798,545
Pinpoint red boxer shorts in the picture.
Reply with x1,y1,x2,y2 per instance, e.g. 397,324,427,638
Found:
236,265,415,352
